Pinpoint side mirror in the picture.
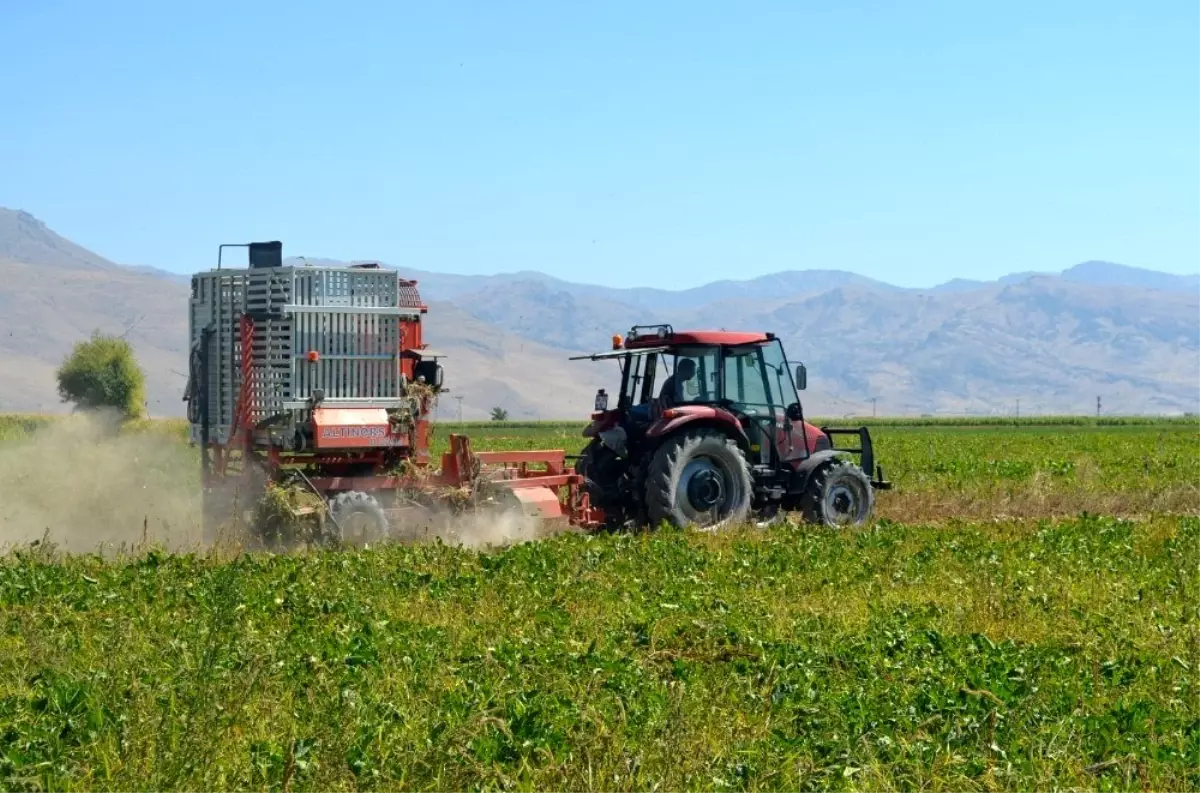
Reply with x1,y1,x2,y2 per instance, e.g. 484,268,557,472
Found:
794,363,807,391
785,402,803,421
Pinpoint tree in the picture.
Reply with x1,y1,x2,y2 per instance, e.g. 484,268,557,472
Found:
490,407,509,421
56,331,146,420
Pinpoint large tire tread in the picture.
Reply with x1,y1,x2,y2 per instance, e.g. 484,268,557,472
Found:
645,429,753,531
800,459,874,527
329,491,390,547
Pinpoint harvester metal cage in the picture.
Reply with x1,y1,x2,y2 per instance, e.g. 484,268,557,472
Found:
187,244,424,447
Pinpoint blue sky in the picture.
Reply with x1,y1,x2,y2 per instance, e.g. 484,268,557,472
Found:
1,0,1196,289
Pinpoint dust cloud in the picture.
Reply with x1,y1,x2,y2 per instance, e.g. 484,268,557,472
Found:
0,411,204,554
0,412,564,557
434,501,559,550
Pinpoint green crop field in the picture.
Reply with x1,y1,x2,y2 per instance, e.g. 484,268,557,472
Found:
0,414,1197,791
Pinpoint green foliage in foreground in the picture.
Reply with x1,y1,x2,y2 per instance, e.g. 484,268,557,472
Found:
1,515,1196,791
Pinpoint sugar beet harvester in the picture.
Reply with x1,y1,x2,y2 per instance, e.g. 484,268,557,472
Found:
185,243,889,546
184,241,597,546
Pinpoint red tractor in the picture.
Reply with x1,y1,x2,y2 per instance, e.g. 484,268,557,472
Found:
570,324,890,530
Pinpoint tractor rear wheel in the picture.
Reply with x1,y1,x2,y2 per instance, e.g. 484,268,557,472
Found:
645,429,752,531
329,491,390,547
800,459,874,527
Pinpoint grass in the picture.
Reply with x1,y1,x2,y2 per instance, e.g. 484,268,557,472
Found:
1,517,1195,791
0,413,1197,790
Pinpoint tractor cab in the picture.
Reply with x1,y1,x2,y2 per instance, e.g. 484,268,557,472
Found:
570,324,889,531
572,324,828,470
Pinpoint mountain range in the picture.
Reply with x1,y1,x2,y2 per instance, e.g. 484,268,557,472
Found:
0,207,1196,419
279,254,1200,307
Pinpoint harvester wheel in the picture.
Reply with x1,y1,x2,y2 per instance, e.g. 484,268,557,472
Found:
645,429,752,531
329,491,390,548
800,459,874,528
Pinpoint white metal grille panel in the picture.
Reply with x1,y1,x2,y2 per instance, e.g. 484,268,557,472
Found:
188,264,420,445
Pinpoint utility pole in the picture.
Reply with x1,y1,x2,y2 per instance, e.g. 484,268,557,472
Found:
454,395,464,423
1016,398,1020,419
871,396,877,418
1096,395,1101,417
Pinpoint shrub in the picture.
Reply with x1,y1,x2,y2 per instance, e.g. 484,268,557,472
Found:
56,331,146,420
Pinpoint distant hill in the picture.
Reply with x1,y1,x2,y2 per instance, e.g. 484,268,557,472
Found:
0,255,190,417
281,258,895,309
0,210,118,272
739,277,1199,416
1060,260,1200,293
1,207,1197,418
285,255,1197,304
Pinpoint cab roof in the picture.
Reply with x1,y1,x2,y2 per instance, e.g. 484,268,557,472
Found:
569,325,776,360
623,329,772,349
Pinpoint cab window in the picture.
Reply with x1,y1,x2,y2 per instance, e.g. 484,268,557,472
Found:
723,347,769,409
619,352,661,408
666,346,719,404
759,339,792,409
722,341,791,412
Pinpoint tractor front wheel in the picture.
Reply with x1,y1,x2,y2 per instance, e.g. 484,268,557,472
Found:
645,429,752,531
329,491,390,547
801,459,874,527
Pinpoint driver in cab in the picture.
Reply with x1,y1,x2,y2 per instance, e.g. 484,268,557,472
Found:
628,357,699,423
656,357,697,409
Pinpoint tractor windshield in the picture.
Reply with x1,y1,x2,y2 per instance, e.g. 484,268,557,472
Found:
720,339,799,465
721,339,794,413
